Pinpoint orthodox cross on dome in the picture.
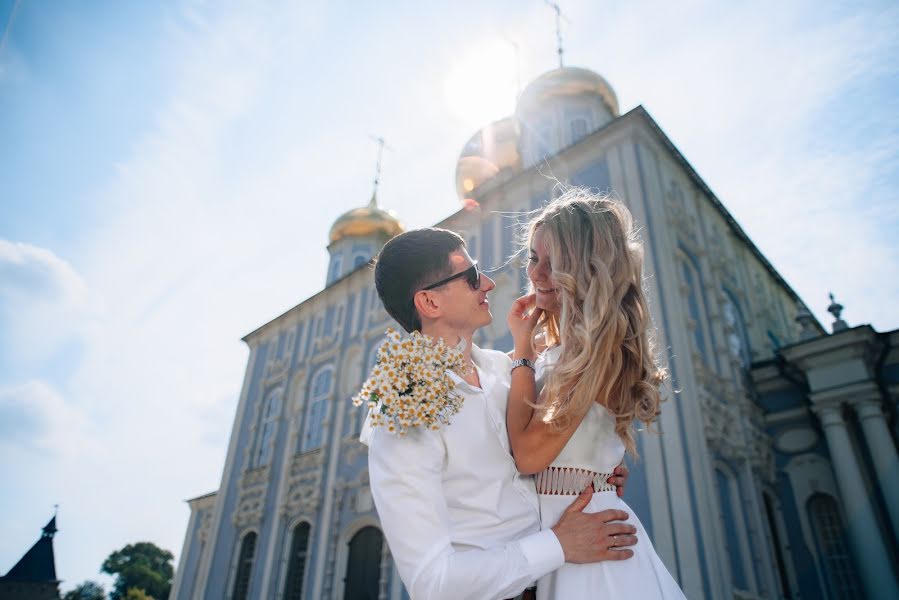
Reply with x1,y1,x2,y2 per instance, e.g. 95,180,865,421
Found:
368,135,394,208
544,1,571,68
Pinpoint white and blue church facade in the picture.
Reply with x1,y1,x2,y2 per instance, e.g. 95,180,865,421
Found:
170,65,899,600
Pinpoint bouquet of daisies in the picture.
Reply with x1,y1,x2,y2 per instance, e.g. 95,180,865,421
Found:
353,328,468,435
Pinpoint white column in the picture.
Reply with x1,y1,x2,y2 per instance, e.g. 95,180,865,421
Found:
853,398,899,540
814,404,899,597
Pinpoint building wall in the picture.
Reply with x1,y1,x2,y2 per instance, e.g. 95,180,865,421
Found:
171,109,894,600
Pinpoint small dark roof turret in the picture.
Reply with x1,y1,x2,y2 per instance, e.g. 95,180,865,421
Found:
1,516,59,582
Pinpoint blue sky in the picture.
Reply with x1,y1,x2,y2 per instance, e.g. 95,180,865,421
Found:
1,0,897,593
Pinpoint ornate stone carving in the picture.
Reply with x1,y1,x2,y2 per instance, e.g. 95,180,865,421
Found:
282,450,325,516
698,388,744,460
745,422,776,483
314,331,340,354
197,508,214,543
264,356,290,384
665,181,698,246
233,465,271,528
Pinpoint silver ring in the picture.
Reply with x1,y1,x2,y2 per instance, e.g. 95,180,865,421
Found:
611,535,618,547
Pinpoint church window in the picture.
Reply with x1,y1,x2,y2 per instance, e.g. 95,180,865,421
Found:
343,526,384,600
301,366,333,452
570,117,588,143
283,328,296,359
533,119,553,160
722,290,750,370
353,253,369,269
231,531,257,600
715,467,748,590
328,255,343,285
681,257,711,364
252,389,282,468
808,494,862,599
283,522,311,600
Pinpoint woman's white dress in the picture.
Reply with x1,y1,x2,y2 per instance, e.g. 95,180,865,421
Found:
534,347,686,599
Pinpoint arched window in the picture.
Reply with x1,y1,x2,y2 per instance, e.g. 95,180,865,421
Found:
722,290,750,369
328,255,343,284
353,253,369,269
344,526,383,600
680,254,711,365
232,532,257,600
252,389,282,468
715,467,748,590
301,367,332,452
808,494,862,599
570,117,588,143
282,522,311,600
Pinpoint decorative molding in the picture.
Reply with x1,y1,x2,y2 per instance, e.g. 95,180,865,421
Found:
263,356,290,385
745,422,776,483
233,465,271,528
197,507,214,544
699,387,744,461
281,450,325,516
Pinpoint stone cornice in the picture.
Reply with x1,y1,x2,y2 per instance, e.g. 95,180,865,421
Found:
779,325,879,369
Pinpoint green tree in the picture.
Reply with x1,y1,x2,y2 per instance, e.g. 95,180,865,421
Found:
124,588,153,600
62,581,106,600
101,542,173,600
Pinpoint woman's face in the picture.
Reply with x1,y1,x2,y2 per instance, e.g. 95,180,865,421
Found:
526,226,561,316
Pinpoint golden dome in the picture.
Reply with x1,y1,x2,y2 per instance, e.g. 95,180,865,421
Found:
455,117,522,202
329,195,404,244
517,66,619,117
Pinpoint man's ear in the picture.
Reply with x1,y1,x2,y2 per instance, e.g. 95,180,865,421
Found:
413,290,441,321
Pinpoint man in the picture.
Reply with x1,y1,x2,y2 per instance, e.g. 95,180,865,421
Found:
365,228,636,599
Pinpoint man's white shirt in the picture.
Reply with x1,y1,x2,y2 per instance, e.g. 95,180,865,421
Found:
364,345,565,600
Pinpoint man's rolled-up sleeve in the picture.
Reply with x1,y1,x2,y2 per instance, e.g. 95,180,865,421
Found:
368,427,565,600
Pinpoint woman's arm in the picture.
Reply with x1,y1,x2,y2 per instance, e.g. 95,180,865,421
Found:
505,295,585,475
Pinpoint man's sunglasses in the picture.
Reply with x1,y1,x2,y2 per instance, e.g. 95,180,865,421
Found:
421,261,482,291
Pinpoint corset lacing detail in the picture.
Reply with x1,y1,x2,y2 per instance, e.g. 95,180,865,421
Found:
534,466,615,495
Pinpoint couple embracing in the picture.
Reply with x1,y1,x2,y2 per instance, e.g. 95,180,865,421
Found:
363,190,687,600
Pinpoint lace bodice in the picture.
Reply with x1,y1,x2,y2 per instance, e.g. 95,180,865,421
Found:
534,346,625,473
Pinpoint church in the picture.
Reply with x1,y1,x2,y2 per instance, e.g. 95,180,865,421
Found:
168,61,899,599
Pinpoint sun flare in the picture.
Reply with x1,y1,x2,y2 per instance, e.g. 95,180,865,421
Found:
444,39,519,129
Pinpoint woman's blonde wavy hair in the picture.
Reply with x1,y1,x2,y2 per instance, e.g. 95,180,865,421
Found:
525,188,666,457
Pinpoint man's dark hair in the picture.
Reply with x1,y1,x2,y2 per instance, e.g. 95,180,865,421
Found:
374,228,466,332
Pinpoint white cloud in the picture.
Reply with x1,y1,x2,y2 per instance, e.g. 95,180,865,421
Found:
0,239,94,367
0,239,87,304
0,380,97,455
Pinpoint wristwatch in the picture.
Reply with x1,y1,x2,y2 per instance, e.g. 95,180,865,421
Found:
511,357,535,372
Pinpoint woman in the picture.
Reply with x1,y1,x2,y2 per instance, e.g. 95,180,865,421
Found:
506,189,685,598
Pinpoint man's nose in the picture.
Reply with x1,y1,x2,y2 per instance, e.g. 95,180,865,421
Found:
481,274,496,292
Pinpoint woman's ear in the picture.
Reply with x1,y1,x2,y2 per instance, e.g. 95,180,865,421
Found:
413,290,441,321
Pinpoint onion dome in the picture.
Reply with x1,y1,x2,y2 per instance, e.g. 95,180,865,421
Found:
516,66,619,118
329,194,404,244
455,117,522,203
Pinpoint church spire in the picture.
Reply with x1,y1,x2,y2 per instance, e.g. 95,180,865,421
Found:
1,514,59,583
